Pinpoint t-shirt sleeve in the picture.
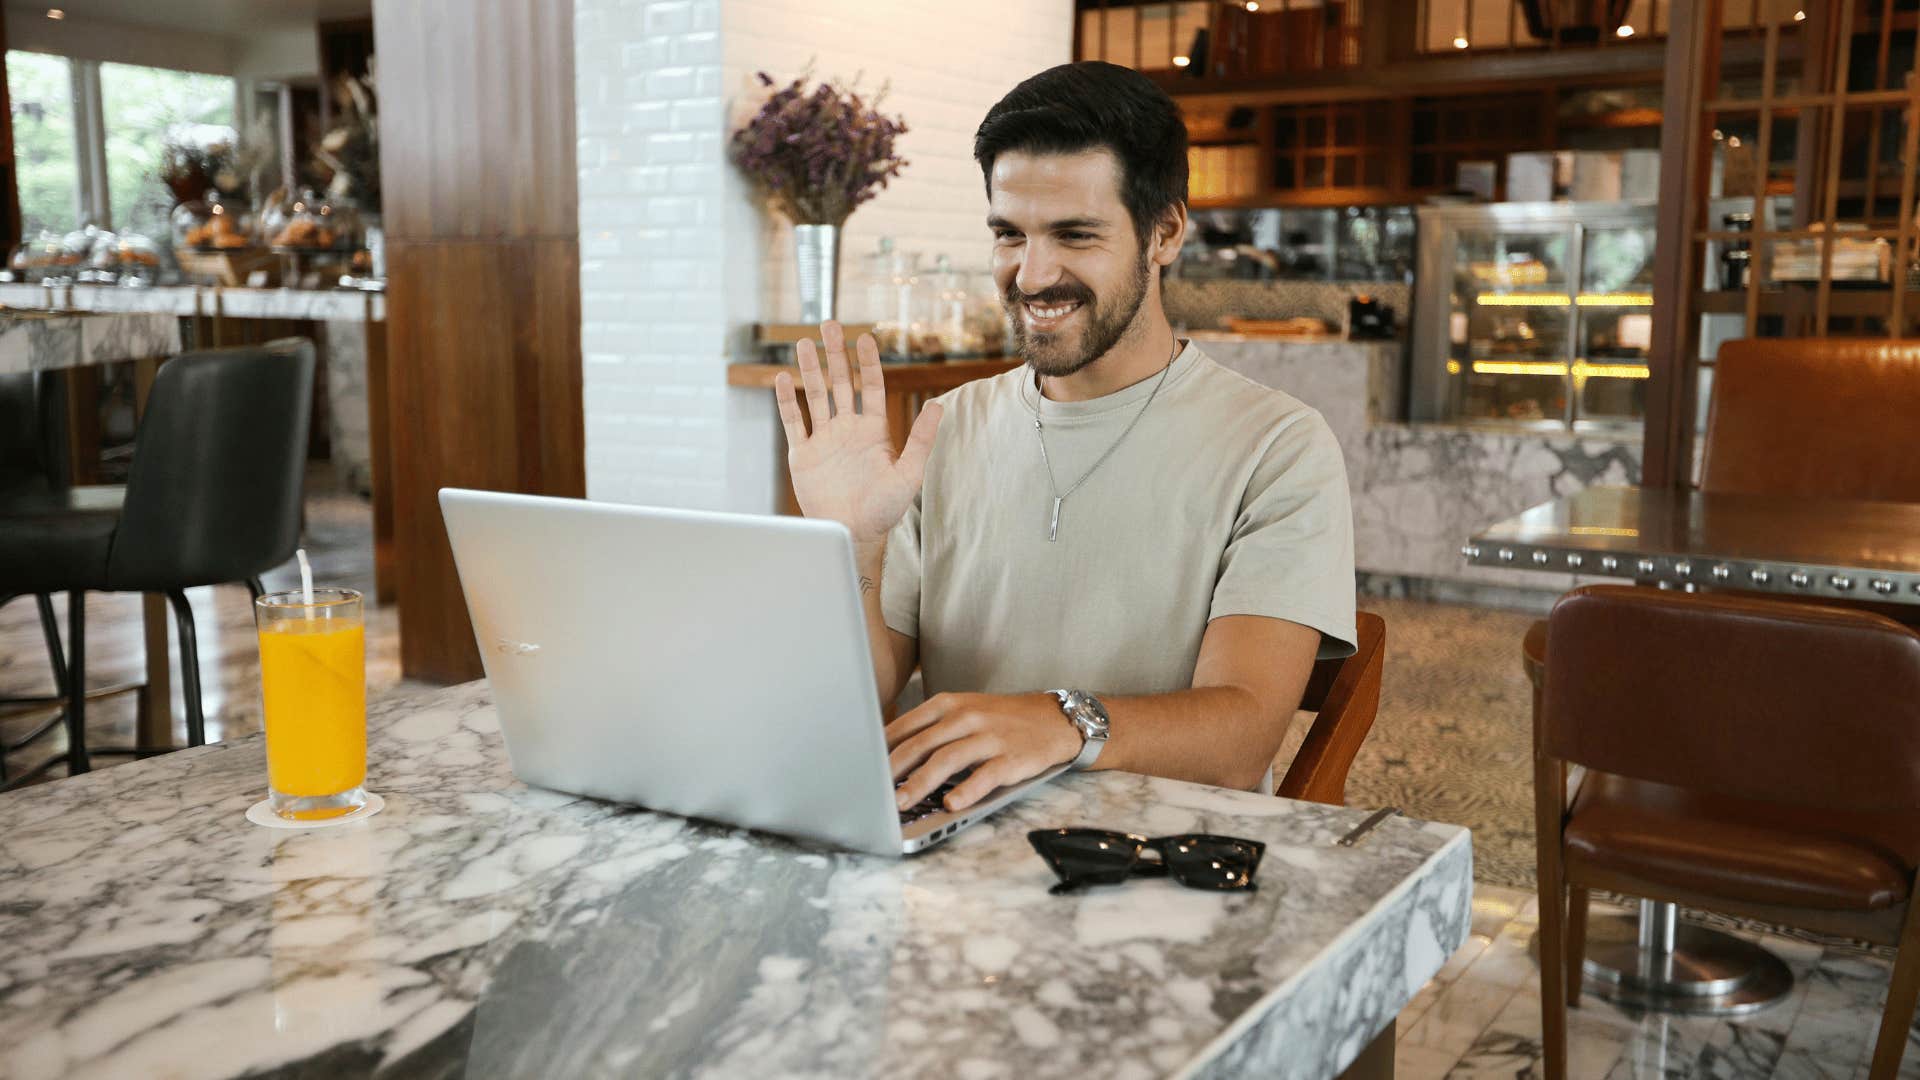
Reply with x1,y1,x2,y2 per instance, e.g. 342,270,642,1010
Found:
881,492,923,639
1209,409,1358,660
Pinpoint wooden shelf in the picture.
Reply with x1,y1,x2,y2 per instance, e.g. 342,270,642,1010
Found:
728,358,1018,391
1694,286,1918,318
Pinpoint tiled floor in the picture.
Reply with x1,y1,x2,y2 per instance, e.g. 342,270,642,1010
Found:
1397,885,1919,1079
2,480,1915,1078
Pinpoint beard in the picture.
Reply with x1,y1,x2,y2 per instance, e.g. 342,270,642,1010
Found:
1003,250,1151,378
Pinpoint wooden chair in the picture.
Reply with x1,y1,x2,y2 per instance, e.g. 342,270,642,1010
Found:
1277,610,1386,805
1522,335,1920,992
1534,586,1920,1080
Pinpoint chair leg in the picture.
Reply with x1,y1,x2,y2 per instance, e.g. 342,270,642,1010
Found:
245,577,265,604
1534,753,1570,1080
65,590,89,774
1868,898,1920,1080
35,593,68,695
1566,886,1590,1007
166,590,206,748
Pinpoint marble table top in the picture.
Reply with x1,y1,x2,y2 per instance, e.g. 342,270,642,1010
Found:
0,309,181,377
0,682,1471,1080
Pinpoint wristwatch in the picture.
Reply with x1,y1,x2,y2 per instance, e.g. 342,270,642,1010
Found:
1049,689,1110,771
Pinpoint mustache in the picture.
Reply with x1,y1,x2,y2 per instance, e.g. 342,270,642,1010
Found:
1005,284,1094,307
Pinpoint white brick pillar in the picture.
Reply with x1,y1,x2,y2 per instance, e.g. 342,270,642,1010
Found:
576,0,1074,512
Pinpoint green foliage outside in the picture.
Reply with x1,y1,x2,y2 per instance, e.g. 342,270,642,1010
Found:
6,50,234,242
101,61,233,240
8,50,77,239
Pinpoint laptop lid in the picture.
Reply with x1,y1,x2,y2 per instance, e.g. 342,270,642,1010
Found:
439,488,905,856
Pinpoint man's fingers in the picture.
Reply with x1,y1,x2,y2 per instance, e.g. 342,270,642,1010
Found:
855,333,885,414
895,736,995,811
889,711,981,781
795,338,832,423
773,372,807,446
885,693,953,751
822,321,856,417
894,401,943,482
945,759,1018,812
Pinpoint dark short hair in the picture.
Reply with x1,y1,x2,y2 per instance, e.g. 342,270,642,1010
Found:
973,62,1189,246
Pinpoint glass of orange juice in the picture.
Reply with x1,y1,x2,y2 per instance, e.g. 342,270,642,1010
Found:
255,587,367,820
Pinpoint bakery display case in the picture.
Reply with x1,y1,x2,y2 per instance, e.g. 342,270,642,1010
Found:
1410,202,1656,432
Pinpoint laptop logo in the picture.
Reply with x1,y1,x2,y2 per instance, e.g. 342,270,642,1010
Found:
495,640,541,656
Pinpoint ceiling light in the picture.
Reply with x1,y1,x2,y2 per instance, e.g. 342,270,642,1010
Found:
1246,1,1259,9
46,7,64,18
1712,128,1724,140
1615,24,1634,37
1792,9,1806,20
1172,55,1191,67
1453,35,1470,49
1727,136,1742,148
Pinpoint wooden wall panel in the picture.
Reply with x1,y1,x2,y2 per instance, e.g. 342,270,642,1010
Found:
374,0,578,242
375,0,583,684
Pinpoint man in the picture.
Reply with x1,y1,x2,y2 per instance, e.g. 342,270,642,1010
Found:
772,61,1355,817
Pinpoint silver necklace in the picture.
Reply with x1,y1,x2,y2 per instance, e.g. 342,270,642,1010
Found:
1025,338,1180,542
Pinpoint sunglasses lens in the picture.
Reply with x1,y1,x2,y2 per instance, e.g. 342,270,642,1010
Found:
1029,829,1139,886
1160,836,1264,891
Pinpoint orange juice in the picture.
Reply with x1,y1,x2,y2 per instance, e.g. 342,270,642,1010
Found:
259,614,366,819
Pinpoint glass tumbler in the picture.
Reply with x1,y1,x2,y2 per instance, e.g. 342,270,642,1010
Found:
255,588,368,820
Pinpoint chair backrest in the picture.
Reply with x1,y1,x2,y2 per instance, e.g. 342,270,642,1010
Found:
1703,337,1920,502
1541,584,1920,813
1276,611,1385,805
0,370,68,492
106,339,315,591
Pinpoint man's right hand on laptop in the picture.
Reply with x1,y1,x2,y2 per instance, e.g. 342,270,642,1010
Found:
773,320,943,543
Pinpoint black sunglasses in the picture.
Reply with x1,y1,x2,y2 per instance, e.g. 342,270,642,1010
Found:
1027,828,1265,896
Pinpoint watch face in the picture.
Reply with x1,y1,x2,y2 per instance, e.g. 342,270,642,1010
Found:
1074,696,1110,739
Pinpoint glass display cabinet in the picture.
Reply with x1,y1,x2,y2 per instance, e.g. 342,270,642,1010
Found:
1410,202,1657,432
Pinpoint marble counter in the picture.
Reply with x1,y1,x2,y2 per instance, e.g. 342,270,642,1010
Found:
0,682,1472,1080
0,310,181,376
0,283,385,322
1202,336,1642,595
0,283,383,497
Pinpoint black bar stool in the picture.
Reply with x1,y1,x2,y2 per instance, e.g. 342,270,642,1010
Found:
0,341,314,786
0,369,76,781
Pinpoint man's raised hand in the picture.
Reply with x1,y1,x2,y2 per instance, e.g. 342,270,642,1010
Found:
773,321,942,543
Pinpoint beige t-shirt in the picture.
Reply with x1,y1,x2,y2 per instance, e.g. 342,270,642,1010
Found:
883,341,1356,700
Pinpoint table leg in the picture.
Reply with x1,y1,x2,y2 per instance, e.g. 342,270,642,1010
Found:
1568,900,1792,1016
132,356,173,752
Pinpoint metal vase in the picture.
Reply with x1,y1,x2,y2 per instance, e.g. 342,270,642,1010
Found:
793,223,842,323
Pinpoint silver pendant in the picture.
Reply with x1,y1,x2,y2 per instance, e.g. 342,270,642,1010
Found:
1048,496,1063,542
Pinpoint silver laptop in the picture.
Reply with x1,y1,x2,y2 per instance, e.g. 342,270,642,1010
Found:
438,488,1064,856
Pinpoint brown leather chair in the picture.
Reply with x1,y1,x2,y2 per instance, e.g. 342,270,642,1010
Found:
1700,337,1920,502
1527,337,1920,670
1523,336,1920,937
1534,585,1920,1080
1277,610,1385,805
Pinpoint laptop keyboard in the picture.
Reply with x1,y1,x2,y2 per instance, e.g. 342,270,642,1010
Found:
897,769,971,826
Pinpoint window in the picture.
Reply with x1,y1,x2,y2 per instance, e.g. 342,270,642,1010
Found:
5,50,236,239
6,50,81,238
101,62,235,241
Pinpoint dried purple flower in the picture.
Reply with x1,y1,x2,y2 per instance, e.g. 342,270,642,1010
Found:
730,69,909,226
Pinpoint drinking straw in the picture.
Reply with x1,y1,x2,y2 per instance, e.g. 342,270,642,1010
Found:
296,548,314,605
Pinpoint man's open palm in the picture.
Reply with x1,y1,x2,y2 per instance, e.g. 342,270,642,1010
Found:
774,322,943,543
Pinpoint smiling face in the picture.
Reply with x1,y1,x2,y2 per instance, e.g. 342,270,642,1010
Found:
988,149,1163,378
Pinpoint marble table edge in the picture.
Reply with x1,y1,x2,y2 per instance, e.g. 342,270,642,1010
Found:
1174,827,1474,1080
